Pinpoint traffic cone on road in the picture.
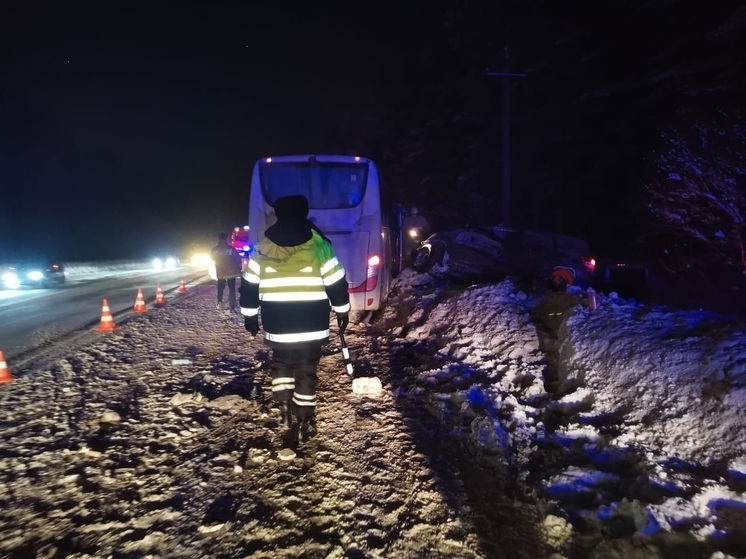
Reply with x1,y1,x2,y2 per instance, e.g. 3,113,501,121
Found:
133,288,148,313
97,299,117,332
0,351,14,383
154,284,166,307
178,279,187,294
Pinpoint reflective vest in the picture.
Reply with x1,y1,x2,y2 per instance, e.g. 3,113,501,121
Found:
240,230,350,347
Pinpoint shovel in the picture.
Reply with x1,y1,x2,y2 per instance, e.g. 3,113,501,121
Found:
339,331,354,377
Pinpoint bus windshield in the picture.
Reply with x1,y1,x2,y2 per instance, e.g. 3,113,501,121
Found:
258,160,367,209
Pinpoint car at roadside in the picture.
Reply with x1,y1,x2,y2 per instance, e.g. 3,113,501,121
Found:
411,226,597,288
0,261,66,289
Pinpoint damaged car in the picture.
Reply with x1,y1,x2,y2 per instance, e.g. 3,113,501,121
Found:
411,226,597,288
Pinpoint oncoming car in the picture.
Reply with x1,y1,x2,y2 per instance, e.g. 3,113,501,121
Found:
411,226,597,289
0,261,66,289
152,255,179,270
151,249,181,270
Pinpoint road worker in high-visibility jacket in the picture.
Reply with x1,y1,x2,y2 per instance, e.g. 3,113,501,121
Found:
239,194,350,444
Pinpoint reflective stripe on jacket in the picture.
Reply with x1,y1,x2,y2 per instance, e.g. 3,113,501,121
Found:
239,230,350,348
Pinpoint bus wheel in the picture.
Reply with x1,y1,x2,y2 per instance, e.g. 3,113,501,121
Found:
412,242,445,273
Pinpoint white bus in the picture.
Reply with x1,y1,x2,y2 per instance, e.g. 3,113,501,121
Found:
247,154,392,312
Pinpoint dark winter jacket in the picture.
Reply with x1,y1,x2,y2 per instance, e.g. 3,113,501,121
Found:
211,241,243,279
531,289,584,336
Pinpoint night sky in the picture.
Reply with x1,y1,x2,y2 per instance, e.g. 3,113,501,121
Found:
2,2,743,264
1,2,434,260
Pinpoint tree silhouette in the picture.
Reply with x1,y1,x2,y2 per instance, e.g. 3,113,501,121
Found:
645,104,746,287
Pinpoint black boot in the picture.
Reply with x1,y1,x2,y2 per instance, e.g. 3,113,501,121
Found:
278,402,293,429
298,417,317,443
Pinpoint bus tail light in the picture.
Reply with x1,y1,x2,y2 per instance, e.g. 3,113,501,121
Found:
582,256,597,273
349,255,380,293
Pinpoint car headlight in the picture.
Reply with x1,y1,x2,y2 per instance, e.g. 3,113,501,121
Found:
152,258,163,269
191,252,212,266
27,270,44,281
165,257,177,269
2,272,20,289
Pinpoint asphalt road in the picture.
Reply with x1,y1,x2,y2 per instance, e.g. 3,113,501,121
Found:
0,264,210,364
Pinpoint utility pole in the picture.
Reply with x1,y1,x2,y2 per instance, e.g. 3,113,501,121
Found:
487,47,527,227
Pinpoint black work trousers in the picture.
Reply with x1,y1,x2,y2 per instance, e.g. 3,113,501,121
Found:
270,345,323,420
216,277,237,307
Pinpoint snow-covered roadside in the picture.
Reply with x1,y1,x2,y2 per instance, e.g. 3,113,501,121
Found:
61,260,160,278
382,270,746,558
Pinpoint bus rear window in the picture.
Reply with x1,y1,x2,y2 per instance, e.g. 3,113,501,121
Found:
259,161,368,209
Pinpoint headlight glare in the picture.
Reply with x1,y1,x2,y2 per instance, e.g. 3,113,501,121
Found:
2,272,20,289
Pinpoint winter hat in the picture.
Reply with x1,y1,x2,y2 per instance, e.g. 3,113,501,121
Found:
274,195,310,220
551,266,576,286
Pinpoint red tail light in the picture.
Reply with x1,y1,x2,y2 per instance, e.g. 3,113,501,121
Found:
582,256,597,273
349,255,380,293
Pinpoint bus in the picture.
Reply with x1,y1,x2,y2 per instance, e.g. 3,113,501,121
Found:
247,154,392,311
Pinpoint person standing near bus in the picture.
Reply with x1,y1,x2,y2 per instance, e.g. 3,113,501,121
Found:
211,232,243,311
401,206,432,266
240,194,350,444
401,206,431,237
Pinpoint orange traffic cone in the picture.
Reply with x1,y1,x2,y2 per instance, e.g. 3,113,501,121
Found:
97,299,117,332
178,279,187,294
154,284,166,307
0,350,14,383
133,288,148,313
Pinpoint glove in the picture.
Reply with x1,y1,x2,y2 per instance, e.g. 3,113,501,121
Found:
336,312,349,333
244,316,259,336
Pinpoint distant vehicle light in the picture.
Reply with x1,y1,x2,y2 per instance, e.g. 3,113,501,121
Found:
2,272,20,289
27,271,44,281
266,157,272,163
408,228,421,239
153,256,178,270
191,253,212,266
354,156,361,161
